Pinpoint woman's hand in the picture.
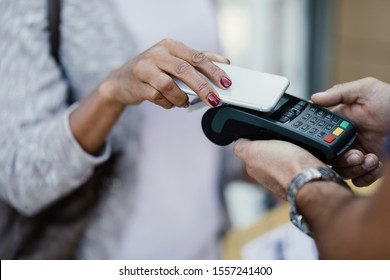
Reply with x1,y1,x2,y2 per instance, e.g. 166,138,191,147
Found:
100,38,232,109
70,39,231,155
312,77,390,186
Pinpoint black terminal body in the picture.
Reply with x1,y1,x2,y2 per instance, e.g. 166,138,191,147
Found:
201,93,357,164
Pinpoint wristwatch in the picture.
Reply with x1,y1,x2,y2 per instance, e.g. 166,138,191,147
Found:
287,166,350,236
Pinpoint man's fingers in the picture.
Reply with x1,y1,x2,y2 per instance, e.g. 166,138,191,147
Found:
311,78,369,107
233,138,252,160
351,162,384,187
333,149,365,168
334,153,382,183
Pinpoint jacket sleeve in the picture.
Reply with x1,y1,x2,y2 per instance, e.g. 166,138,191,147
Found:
0,33,111,216
0,0,128,216
0,102,111,216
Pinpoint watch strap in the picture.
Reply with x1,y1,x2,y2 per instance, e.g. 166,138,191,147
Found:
287,166,350,236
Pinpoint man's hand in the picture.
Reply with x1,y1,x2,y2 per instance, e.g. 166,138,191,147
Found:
312,77,390,186
233,139,326,200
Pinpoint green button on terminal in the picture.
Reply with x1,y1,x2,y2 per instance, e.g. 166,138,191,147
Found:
340,120,350,129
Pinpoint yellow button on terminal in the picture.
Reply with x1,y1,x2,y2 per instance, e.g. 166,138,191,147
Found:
333,127,344,136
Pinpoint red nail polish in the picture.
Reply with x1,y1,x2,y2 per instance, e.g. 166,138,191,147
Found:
207,93,221,107
221,76,232,88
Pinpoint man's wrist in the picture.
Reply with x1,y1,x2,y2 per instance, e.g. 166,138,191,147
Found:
287,167,351,236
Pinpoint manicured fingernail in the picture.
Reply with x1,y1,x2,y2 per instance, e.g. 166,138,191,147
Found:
207,93,221,107
220,76,232,88
346,154,362,166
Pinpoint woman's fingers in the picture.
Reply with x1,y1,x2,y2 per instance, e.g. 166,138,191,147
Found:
114,39,231,109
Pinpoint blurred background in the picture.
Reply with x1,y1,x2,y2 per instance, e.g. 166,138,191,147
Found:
216,0,390,98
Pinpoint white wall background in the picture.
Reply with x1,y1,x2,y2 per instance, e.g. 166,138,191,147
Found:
216,0,309,99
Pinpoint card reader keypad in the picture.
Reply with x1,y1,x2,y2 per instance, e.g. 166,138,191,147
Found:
282,103,351,145
278,101,307,123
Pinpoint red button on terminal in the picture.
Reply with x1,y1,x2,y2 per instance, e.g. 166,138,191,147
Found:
324,135,336,143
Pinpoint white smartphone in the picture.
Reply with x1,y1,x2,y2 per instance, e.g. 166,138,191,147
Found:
173,62,290,112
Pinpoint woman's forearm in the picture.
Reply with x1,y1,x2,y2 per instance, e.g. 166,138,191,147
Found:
69,81,126,155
